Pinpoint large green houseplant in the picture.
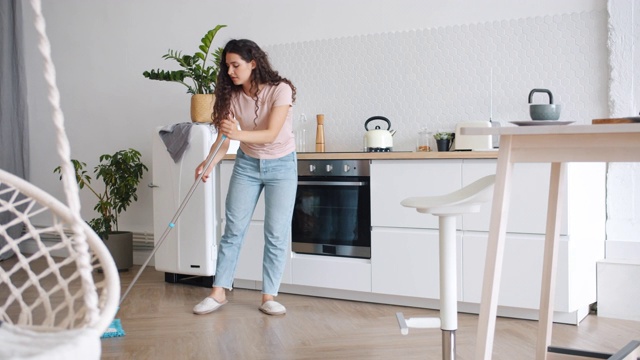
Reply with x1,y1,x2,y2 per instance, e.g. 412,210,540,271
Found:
142,25,227,122
54,149,148,270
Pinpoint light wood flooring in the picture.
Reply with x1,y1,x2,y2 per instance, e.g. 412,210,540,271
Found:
96,266,640,360
3,257,640,360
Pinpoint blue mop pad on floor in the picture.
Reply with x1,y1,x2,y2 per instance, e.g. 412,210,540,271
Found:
101,318,125,338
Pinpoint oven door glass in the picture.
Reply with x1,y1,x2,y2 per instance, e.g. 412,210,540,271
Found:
291,177,371,259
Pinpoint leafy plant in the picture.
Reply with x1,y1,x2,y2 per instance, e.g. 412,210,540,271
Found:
54,149,148,240
434,132,454,140
142,25,227,95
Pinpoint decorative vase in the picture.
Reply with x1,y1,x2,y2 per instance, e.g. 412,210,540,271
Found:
103,231,133,271
436,139,452,152
190,94,215,123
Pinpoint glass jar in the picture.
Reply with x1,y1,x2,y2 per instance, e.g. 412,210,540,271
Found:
296,114,308,152
416,129,432,152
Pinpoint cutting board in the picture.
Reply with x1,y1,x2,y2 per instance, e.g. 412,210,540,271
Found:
592,116,640,124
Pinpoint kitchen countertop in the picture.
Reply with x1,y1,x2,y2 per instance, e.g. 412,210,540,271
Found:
223,151,499,160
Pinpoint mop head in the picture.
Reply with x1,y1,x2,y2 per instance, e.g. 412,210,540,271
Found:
101,318,125,338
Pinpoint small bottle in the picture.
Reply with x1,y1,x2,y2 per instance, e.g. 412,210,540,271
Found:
315,114,325,152
296,114,307,152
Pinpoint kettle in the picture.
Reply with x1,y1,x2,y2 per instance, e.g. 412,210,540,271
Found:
364,116,394,152
528,88,561,120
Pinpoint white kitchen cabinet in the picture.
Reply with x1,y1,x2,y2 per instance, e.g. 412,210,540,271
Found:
371,227,463,300
219,161,292,285
461,160,557,234
370,158,605,324
370,159,463,229
290,254,371,292
462,232,570,310
462,160,605,236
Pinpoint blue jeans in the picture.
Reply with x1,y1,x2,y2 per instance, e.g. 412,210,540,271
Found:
214,149,297,295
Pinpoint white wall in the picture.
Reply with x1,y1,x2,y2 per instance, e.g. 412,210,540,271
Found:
605,0,640,260
24,0,636,252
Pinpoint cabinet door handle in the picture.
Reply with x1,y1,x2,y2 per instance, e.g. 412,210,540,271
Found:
297,181,368,186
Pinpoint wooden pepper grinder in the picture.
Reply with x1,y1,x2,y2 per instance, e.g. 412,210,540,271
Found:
315,114,325,152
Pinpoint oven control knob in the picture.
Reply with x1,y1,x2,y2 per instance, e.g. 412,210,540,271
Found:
326,164,333,173
309,164,316,173
343,164,350,173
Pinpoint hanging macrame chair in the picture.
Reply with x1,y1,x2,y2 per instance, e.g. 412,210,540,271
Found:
0,0,120,358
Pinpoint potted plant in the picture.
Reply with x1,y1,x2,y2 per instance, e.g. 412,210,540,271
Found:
142,25,227,123
434,132,455,152
54,149,148,271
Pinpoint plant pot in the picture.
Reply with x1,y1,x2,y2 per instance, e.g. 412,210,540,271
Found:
103,231,133,271
436,139,452,152
190,94,215,123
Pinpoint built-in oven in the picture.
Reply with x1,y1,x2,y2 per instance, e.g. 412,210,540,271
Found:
291,159,371,259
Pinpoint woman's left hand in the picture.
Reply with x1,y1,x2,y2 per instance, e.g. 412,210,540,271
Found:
220,117,240,140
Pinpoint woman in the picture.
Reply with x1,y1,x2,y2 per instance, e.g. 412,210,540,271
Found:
192,39,297,316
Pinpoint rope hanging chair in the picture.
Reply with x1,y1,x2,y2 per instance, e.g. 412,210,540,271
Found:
0,0,120,358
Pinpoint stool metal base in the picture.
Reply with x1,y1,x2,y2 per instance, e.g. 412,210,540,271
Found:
396,312,457,360
442,330,456,360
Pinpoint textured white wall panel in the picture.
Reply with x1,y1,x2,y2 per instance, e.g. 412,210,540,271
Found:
606,0,640,260
266,11,608,152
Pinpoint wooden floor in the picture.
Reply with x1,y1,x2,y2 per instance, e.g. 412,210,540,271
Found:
3,256,639,359
94,266,640,360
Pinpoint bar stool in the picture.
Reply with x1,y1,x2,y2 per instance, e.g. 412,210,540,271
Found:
396,175,495,360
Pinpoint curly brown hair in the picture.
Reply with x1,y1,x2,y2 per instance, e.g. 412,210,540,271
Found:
212,39,296,129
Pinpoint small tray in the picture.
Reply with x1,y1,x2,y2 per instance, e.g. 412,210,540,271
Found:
592,117,640,124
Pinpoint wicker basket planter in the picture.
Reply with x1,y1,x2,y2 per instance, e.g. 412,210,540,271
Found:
191,94,215,123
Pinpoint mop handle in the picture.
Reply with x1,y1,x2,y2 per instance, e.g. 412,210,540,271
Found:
119,134,227,305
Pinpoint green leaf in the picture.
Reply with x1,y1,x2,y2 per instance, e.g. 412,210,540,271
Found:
53,148,148,240
142,25,226,94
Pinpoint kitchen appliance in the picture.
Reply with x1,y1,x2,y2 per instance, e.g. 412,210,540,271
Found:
528,88,561,120
364,116,394,152
453,121,493,151
151,124,240,286
291,159,371,258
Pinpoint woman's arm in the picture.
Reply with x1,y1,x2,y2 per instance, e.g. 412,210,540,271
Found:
195,131,231,182
220,104,289,145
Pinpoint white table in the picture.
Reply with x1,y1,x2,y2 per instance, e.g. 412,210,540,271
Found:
462,123,640,360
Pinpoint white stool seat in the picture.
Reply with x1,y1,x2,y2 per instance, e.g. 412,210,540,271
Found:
401,174,495,215
396,175,495,360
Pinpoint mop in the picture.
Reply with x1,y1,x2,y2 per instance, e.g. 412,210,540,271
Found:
101,135,227,338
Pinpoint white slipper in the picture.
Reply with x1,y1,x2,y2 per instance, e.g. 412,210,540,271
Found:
259,300,286,316
193,297,227,315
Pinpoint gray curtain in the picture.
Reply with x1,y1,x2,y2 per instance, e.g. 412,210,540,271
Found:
0,0,30,260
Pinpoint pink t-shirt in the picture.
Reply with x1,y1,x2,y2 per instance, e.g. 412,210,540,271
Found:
230,82,294,159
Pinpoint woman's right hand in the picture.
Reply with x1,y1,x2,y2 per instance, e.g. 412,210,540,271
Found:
195,161,212,182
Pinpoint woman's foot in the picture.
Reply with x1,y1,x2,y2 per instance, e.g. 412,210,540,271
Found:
260,294,286,315
259,300,286,315
193,297,227,315
193,287,227,315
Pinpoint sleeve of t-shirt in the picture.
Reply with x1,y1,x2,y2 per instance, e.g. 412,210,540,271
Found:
272,82,293,108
